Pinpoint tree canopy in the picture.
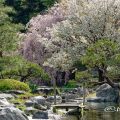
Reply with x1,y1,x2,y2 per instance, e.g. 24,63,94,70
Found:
38,0,120,87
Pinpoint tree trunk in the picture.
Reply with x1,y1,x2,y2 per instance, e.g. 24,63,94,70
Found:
98,68,120,89
83,83,86,105
104,76,120,89
98,68,104,82
53,77,56,105
0,51,2,57
53,71,58,105
0,51,3,79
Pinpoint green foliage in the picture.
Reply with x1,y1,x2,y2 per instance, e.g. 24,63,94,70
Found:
18,92,36,99
0,23,23,52
75,71,92,81
81,39,120,81
29,83,38,93
1,56,50,82
17,105,26,111
65,80,78,88
81,39,120,68
0,79,30,91
0,0,23,53
41,0,57,7
0,1,50,84
0,0,24,80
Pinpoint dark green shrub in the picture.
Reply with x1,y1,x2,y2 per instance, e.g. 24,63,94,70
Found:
29,83,38,93
0,79,30,92
65,80,78,88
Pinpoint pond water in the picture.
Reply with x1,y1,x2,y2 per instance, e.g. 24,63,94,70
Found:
60,102,120,120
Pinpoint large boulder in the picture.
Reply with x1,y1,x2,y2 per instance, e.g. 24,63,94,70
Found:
31,96,46,105
25,100,34,107
0,107,28,120
24,107,38,115
96,83,119,102
32,111,48,119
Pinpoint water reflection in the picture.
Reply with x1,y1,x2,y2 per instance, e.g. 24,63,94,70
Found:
61,102,120,120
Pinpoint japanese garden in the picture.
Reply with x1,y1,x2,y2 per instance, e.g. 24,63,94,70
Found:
0,0,120,120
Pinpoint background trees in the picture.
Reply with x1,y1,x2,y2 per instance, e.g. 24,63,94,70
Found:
0,0,23,74
0,0,50,84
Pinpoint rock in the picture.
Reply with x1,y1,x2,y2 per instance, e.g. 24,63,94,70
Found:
0,97,12,107
31,96,46,105
34,103,47,111
96,83,119,102
25,100,34,107
35,86,53,95
0,107,28,120
45,101,51,109
32,111,48,119
24,107,38,115
46,96,62,103
0,94,14,100
4,90,25,95
66,107,81,115
77,87,89,96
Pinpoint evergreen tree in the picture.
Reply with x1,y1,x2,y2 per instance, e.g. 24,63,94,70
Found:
5,0,58,24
